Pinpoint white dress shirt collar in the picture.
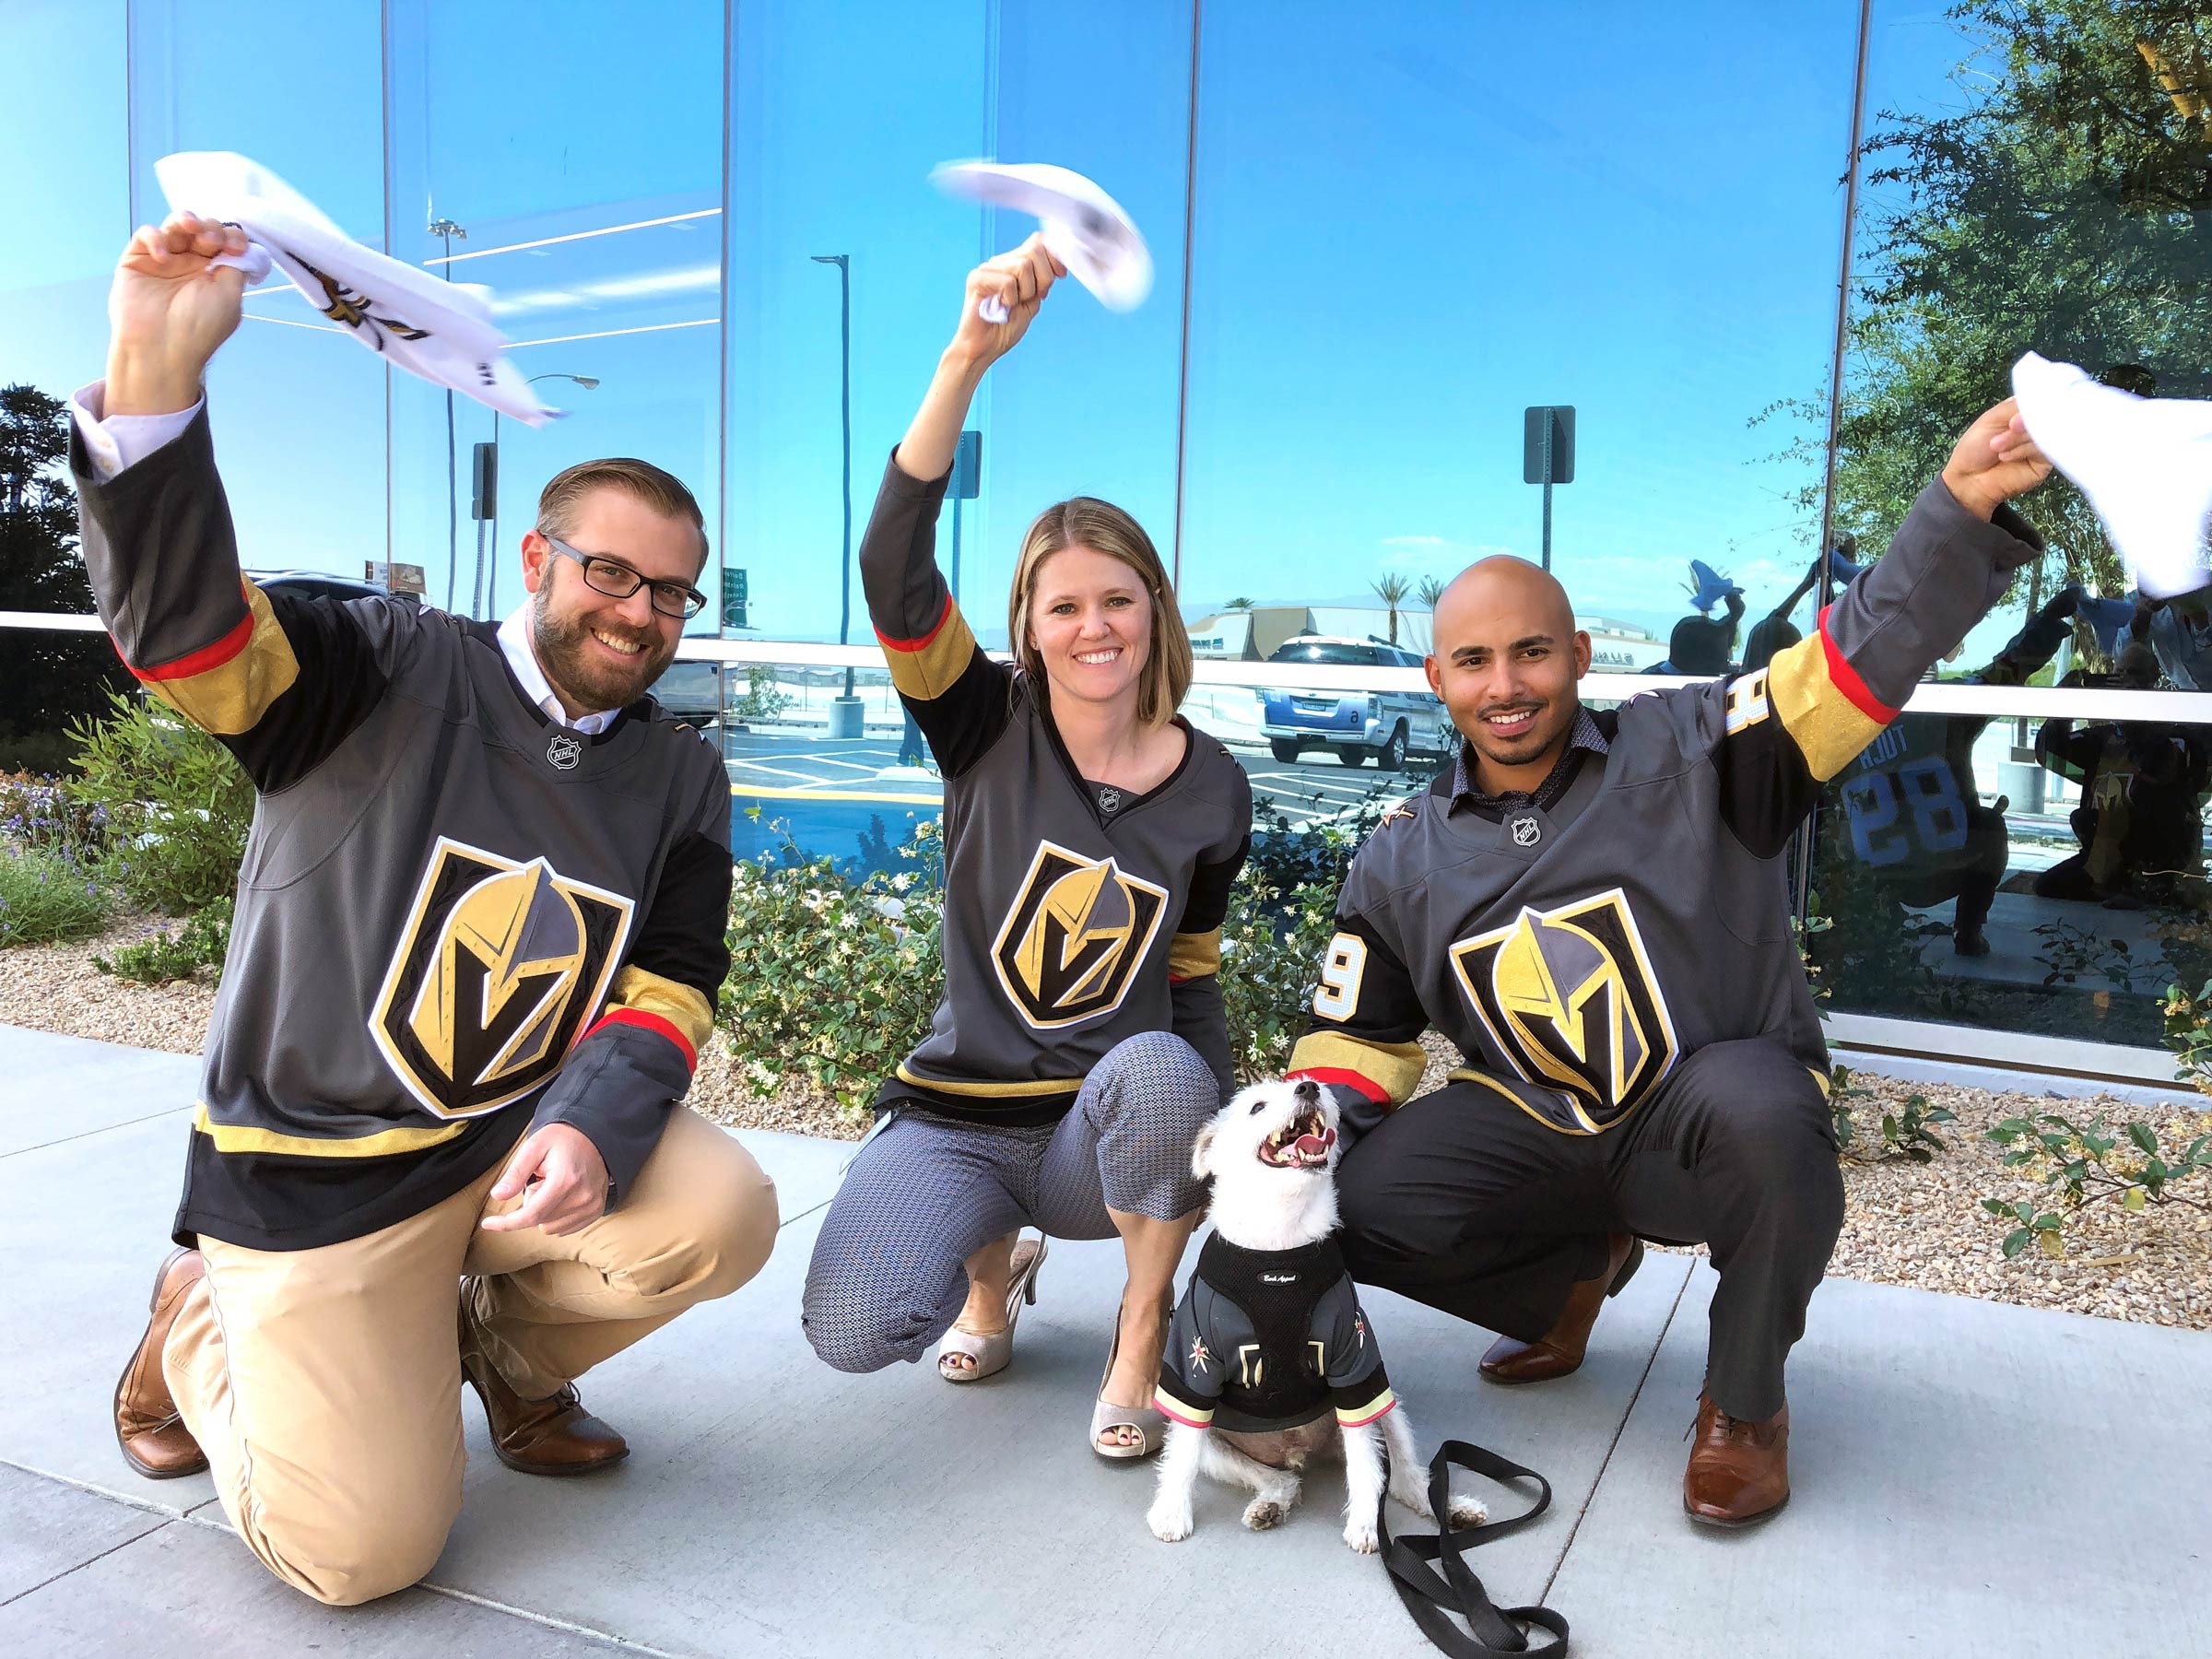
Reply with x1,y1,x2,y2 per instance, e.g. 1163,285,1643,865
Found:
495,605,620,735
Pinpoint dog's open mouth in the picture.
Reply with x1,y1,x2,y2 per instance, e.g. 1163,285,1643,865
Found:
1257,1107,1336,1169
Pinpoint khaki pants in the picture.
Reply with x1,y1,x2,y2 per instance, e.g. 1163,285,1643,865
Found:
163,1108,779,1606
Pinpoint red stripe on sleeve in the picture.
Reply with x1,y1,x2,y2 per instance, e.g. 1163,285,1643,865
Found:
127,591,255,683
1814,605,1901,724
874,594,955,653
578,1008,698,1072
1287,1066,1391,1105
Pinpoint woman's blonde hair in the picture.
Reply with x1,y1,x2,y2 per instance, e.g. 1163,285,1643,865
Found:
1006,498,1193,729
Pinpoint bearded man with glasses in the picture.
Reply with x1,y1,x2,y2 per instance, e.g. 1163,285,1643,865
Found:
90,211,777,1606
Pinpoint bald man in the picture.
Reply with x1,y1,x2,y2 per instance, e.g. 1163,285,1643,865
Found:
1286,402,2052,1527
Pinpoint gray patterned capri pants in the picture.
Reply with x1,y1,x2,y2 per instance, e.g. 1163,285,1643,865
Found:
802,1031,1218,1373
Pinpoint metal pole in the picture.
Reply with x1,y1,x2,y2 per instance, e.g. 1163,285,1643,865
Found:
1540,417,1554,572
430,218,465,611
484,408,499,617
839,256,853,696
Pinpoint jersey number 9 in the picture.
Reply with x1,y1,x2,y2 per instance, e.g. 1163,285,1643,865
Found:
1313,934,1368,1020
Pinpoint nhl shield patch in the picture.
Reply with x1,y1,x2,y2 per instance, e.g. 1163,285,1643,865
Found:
368,837,634,1118
990,841,1169,1030
1450,888,1678,1132
547,732,583,771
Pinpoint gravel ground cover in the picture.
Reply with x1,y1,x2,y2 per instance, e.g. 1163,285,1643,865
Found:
5,918,2206,1331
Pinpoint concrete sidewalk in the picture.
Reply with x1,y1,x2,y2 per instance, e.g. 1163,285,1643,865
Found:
1,1026,2205,1657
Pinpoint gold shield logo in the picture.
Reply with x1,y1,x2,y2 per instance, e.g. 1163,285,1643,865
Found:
1450,889,1677,1132
991,841,1169,1030
369,838,633,1118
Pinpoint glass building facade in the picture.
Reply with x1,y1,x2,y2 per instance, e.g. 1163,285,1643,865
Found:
3,0,2207,1080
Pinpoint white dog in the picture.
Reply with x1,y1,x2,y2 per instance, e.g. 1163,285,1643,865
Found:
1147,1077,1487,1551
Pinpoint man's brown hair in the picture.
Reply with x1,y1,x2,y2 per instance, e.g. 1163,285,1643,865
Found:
536,458,708,571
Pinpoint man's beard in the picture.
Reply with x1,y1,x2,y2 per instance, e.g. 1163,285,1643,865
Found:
530,593,675,713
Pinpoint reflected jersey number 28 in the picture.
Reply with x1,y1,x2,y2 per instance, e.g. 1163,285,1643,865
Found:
1841,749,1970,869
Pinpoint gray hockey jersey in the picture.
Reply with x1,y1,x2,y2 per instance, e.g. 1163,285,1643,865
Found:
73,410,732,1250
861,453,1251,1124
1153,1232,1395,1433
1288,478,2042,1137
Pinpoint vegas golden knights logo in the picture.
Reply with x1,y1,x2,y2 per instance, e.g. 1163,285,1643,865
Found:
1451,889,1677,1132
370,838,633,1118
991,841,1169,1030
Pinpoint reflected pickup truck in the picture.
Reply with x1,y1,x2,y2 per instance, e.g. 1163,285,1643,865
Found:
1257,636,1453,770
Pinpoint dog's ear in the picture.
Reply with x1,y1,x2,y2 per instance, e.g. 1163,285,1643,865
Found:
1189,1120,1218,1182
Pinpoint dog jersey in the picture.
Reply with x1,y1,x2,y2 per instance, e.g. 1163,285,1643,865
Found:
861,452,1252,1124
1288,478,2044,1138
73,409,732,1251
1152,1232,1395,1433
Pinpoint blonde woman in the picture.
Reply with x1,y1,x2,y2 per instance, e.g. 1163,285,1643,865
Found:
802,237,1251,1458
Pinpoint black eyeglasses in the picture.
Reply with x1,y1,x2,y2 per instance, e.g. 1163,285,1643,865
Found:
541,535,706,619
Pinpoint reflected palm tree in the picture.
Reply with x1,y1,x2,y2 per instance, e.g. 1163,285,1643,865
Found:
1371,573,1410,645
1415,574,1445,610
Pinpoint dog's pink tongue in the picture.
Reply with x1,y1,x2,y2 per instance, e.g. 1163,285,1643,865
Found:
1294,1130,1335,1159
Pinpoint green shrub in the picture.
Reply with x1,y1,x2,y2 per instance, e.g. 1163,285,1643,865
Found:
1222,871,1343,1082
717,806,1376,1115
734,665,789,724
68,692,253,914
1983,1107,2212,1258
718,820,947,1121
94,897,232,985
0,845,112,947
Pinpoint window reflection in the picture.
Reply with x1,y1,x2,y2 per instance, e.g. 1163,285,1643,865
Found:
1832,0,2211,682
385,0,724,620
1179,1,1857,668
125,0,387,577
0,1,127,404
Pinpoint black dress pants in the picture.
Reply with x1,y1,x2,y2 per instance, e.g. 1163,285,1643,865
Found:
1335,1037,1842,1421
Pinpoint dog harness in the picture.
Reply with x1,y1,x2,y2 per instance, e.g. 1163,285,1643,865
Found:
1153,1231,1394,1433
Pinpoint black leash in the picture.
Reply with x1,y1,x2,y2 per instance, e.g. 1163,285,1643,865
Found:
1378,1439,1571,1657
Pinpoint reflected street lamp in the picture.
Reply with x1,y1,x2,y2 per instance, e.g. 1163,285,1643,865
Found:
483,372,600,618
812,253,863,738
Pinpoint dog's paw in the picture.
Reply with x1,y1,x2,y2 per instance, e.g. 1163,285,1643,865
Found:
1241,1498,1286,1531
1343,1518,1380,1554
1446,1495,1490,1529
1147,1501,1194,1543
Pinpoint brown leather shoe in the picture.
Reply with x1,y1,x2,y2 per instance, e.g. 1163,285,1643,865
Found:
1682,1394,1790,1526
114,1247,209,1479
1479,1233,1641,1384
457,1289,629,1477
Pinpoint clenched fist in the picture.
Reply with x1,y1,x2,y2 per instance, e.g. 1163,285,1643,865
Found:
107,211,253,417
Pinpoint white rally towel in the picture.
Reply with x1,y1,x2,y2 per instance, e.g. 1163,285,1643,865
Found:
931,161,1153,323
2012,350,2212,600
155,151,562,427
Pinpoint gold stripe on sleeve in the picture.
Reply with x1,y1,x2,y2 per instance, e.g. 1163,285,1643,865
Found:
878,600,979,701
141,580,302,736
1168,928,1222,981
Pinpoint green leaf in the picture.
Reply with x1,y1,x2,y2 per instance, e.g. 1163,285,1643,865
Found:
1980,1197,2012,1216
2127,1122,2159,1157
2002,1229,2030,1259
